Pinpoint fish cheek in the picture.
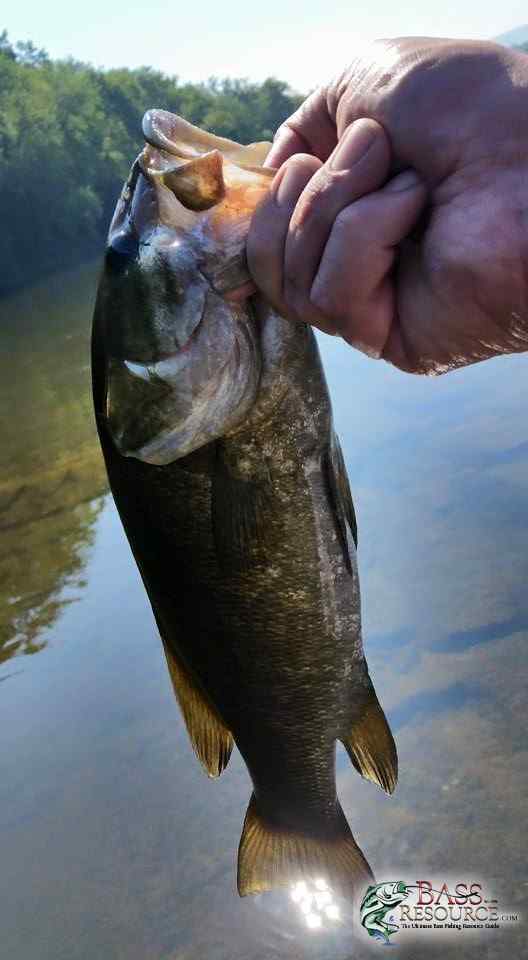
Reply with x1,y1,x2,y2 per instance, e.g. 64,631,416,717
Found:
105,295,260,464
105,357,178,457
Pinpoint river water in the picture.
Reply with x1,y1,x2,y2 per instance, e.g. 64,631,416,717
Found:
0,263,527,958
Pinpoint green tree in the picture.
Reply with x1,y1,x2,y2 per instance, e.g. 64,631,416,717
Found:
0,31,303,293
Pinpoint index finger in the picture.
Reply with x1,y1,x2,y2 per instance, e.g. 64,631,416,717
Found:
266,87,338,168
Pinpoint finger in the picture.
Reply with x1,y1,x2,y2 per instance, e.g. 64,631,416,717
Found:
266,87,338,168
265,127,309,170
247,153,323,312
310,169,427,356
282,120,391,320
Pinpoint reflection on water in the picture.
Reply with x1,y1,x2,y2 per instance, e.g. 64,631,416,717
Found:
0,264,527,959
0,265,107,665
290,878,341,930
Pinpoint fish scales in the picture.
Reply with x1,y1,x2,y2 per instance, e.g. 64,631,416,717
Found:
92,109,397,900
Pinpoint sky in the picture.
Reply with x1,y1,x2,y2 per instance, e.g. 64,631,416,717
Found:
3,0,527,92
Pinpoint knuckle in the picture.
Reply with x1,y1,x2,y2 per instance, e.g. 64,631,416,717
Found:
293,169,348,229
281,153,321,185
273,119,296,144
294,191,331,234
283,152,315,171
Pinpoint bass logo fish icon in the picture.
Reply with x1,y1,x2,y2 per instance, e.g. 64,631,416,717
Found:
360,881,410,943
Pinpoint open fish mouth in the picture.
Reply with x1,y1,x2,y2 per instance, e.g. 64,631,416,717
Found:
99,109,277,465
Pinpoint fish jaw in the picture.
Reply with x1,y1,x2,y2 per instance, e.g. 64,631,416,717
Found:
138,135,273,298
142,108,272,169
98,113,278,464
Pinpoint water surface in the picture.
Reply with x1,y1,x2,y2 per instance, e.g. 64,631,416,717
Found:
1,265,527,958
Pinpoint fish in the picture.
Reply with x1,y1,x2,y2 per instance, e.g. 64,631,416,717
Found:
91,109,397,901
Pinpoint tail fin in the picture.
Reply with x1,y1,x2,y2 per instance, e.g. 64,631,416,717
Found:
341,688,398,795
237,793,373,899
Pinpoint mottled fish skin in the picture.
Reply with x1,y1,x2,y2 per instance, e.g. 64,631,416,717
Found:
92,111,397,900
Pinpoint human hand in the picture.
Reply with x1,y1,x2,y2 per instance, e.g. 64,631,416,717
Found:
248,38,528,374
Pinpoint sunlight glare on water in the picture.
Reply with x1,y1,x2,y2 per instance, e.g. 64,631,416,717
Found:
290,878,341,931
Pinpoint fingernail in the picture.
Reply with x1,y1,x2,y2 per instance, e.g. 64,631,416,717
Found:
386,169,421,192
274,160,310,206
329,120,377,172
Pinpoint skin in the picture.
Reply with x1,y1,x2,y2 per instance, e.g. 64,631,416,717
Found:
247,38,528,374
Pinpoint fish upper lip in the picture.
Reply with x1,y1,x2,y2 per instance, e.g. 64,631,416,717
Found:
142,110,177,156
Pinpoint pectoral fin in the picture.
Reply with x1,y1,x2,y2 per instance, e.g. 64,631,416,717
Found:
211,444,274,570
324,432,358,573
341,683,398,795
161,639,233,778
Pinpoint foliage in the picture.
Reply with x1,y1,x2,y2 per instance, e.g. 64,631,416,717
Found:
0,31,302,292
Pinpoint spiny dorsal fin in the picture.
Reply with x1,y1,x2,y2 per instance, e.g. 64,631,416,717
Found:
324,431,358,572
161,639,233,778
237,794,373,899
341,682,398,795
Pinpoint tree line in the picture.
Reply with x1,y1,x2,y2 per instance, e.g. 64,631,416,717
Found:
0,31,302,293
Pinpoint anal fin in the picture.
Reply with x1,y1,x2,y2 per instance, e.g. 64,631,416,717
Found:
341,686,398,795
237,794,373,899
162,640,234,778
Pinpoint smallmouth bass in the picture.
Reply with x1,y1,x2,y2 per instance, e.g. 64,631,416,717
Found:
91,109,397,899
